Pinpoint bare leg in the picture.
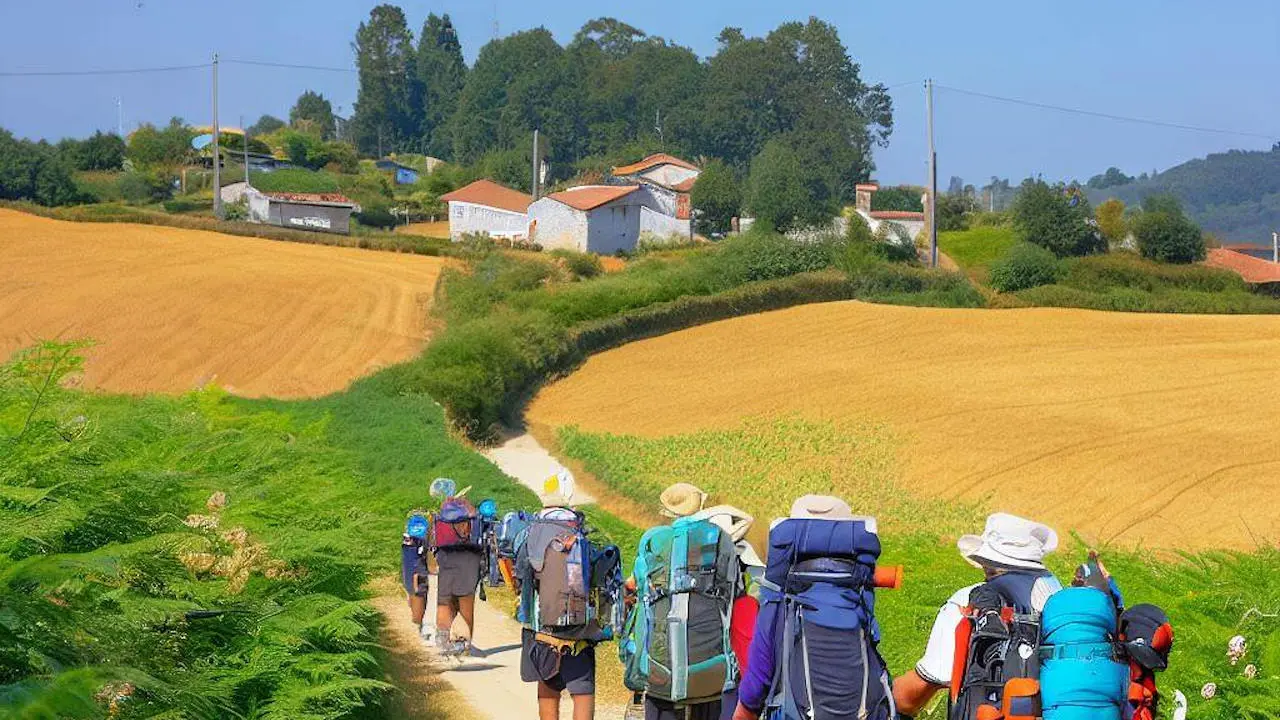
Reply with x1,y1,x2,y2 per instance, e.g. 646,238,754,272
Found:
409,596,426,627
436,597,458,642
571,692,595,720
456,594,476,641
537,681,560,720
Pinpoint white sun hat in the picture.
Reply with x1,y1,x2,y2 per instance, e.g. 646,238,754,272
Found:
957,512,1059,571
541,468,576,508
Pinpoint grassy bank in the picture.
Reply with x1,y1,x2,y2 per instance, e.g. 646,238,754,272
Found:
555,418,1280,720
386,230,981,440
0,201,455,257
0,344,551,719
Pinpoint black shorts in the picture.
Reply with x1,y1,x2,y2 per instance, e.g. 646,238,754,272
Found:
435,548,481,603
645,695,722,720
520,629,595,695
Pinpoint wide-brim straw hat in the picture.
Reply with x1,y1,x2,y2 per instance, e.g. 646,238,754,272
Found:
957,512,1059,571
789,494,855,521
660,483,708,518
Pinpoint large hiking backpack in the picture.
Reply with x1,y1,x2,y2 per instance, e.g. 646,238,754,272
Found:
949,573,1049,720
760,517,895,720
1039,587,1129,720
497,510,530,558
1118,605,1173,720
620,516,741,703
431,497,482,550
515,509,622,642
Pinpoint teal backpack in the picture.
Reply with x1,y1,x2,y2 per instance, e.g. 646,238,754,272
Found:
620,516,741,704
1040,587,1130,720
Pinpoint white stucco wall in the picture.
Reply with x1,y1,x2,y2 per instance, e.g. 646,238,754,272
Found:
640,165,699,188
528,199,590,252
643,185,681,216
639,206,690,240
448,201,529,241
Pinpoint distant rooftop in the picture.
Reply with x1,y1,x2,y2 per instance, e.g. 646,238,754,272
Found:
545,185,640,211
612,153,699,177
441,179,533,214
1205,247,1280,284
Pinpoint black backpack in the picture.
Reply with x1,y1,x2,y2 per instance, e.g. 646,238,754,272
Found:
949,574,1046,720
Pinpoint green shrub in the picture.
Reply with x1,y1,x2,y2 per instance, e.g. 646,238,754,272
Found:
719,227,840,282
689,159,740,235
1011,179,1104,257
990,242,1060,292
1060,253,1241,294
353,203,397,230
549,249,604,280
116,170,172,204
161,198,206,214
1131,195,1206,264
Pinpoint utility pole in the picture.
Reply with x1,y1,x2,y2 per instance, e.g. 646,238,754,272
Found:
531,128,540,200
212,53,222,219
1273,231,1278,264
241,114,250,187
926,78,937,268
116,97,124,137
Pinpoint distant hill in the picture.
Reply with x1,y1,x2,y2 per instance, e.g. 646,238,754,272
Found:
1084,145,1280,244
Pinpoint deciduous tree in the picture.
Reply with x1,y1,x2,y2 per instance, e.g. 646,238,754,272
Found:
290,91,336,140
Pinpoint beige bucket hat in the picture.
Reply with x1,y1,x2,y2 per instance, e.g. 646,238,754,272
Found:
957,512,1059,571
789,494,855,521
696,505,765,567
660,482,708,518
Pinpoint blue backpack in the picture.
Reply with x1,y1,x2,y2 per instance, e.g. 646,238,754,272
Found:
1040,588,1129,720
759,517,894,720
620,517,741,703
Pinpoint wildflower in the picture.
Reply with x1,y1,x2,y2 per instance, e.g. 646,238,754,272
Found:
183,514,218,530
1244,664,1258,679
1201,682,1216,700
1228,635,1247,665
207,491,228,512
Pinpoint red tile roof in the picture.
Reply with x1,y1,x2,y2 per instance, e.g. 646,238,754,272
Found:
545,185,640,211
870,210,925,220
263,191,356,206
855,183,881,192
1204,248,1280,284
612,153,699,176
441,179,533,214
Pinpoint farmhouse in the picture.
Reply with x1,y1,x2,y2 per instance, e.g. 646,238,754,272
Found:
612,153,700,221
853,182,926,240
529,184,684,254
375,159,420,185
244,189,360,235
440,179,533,242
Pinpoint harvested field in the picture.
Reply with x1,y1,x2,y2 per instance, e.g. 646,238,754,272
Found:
0,209,447,397
398,220,451,238
529,301,1280,550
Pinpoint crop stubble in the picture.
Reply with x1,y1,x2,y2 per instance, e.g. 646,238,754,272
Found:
0,209,447,397
530,301,1280,550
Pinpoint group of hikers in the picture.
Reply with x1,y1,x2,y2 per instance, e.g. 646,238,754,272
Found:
401,472,1175,720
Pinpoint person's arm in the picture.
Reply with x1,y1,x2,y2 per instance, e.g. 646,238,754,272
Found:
892,669,945,716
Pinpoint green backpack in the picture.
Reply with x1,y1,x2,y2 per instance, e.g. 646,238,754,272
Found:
620,516,741,704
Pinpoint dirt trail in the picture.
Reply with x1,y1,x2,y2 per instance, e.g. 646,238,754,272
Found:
484,430,598,504
0,209,447,397
529,300,1280,551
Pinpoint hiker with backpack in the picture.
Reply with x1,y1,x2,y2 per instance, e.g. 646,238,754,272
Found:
402,513,430,633
515,470,624,720
892,513,1063,719
428,479,485,656
733,495,902,720
619,483,765,720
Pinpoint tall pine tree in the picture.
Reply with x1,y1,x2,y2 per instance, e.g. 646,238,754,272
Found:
415,13,466,159
351,4,415,157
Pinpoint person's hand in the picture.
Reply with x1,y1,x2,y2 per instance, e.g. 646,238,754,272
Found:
731,702,760,720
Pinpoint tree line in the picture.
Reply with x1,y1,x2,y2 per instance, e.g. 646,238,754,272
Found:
345,8,892,207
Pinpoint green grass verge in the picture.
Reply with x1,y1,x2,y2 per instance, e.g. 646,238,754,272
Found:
939,226,1018,272
0,344,537,719
556,418,1280,720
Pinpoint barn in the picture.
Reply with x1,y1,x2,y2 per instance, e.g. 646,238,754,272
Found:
440,179,533,242
244,190,360,235
612,153,700,222
528,185,682,254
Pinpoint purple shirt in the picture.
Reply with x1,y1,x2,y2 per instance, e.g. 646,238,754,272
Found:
737,598,780,713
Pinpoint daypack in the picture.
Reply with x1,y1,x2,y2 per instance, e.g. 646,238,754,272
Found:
498,510,531,558
1039,587,1130,720
1118,604,1173,720
760,517,896,720
431,497,482,550
515,509,622,642
620,516,741,704
949,572,1050,720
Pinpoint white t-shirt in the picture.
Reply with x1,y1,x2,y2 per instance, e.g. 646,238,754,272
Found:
915,575,1063,686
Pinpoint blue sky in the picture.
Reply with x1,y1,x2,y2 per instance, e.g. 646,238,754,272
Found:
1,0,1276,186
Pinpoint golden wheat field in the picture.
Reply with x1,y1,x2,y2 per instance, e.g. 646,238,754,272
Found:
0,209,447,397
529,301,1280,550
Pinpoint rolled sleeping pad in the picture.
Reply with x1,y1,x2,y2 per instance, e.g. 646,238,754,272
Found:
873,565,903,590
1041,587,1129,720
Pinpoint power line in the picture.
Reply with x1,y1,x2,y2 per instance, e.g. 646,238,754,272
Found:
936,83,1277,141
223,58,356,74
0,62,209,77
